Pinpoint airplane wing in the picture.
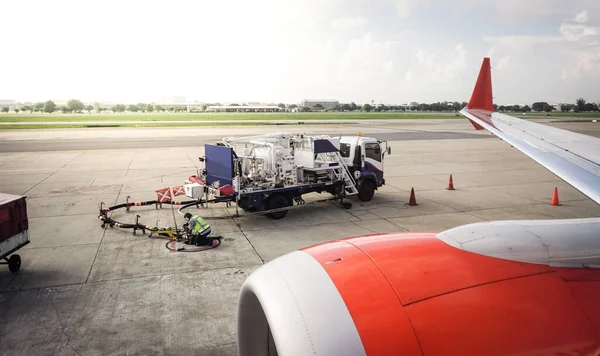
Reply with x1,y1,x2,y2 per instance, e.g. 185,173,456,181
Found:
460,58,600,205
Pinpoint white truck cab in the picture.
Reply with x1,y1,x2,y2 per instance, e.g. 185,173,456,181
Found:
339,134,390,201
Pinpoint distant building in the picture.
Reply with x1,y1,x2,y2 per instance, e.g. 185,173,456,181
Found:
0,100,19,111
299,99,339,110
206,105,281,113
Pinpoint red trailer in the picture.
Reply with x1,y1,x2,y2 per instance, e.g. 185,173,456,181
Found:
0,193,30,273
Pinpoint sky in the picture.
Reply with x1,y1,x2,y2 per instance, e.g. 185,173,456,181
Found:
1,0,599,105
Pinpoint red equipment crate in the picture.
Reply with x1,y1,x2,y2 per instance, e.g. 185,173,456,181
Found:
0,193,30,272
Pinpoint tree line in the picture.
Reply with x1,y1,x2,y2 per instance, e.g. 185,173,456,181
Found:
331,102,468,112
1,100,188,114
316,98,599,113
2,99,87,114
2,97,599,114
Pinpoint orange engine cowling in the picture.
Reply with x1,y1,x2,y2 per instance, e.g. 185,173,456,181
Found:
237,233,600,356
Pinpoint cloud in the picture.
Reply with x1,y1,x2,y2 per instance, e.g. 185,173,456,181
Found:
2,0,599,105
495,56,512,71
338,33,403,82
334,29,472,103
484,10,600,46
413,44,467,84
491,0,565,19
330,17,367,29
575,10,589,23
483,35,562,49
559,23,600,41
481,6,600,103
394,0,424,18
391,0,600,26
567,47,600,77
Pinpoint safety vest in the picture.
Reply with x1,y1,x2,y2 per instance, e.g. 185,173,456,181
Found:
192,215,210,233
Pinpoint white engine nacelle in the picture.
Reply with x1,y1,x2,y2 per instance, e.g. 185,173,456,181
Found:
237,251,366,356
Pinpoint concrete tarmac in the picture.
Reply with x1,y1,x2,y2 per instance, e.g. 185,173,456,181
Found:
2,118,598,152
0,119,599,356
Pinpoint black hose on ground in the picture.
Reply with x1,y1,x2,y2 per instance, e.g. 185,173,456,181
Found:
164,238,222,252
97,193,236,240
177,198,237,220
103,199,207,213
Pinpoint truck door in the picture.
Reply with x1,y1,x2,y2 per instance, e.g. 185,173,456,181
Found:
362,142,384,186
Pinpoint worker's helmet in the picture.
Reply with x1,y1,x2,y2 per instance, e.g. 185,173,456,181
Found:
184,212,192,220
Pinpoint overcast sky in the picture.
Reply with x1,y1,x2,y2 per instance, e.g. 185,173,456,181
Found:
1,0,599,105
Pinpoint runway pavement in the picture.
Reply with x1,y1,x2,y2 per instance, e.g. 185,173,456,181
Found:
0,120,599,356
0,131,491,152
2,118,598,152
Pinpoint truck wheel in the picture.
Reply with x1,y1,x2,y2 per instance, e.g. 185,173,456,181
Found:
358,180,375,202
8,254,21,273
266,194,289,219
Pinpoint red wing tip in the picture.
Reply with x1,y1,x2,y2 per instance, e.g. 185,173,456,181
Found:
467,57,495,112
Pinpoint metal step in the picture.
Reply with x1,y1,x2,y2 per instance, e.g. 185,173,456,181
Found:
309,151,359,196
333,153,358,196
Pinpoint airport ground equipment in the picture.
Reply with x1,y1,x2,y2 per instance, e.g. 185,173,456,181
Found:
0,193,30,272
96,132,390,247
97,199,222,252
183,132,391,219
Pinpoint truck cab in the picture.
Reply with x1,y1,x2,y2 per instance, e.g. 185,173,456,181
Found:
339,135,390,201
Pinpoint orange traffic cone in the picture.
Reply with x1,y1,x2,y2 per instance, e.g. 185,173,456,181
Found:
407,187,418,206
550,187,561,206
446,174,455,190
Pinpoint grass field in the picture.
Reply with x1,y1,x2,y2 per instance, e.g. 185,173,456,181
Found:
0,122,359,130
0,111,598,129
0,112,462,123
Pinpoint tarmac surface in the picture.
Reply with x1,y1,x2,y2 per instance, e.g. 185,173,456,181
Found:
1,119,600,356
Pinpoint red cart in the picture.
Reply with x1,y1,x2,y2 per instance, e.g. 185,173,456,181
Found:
0,193,30,273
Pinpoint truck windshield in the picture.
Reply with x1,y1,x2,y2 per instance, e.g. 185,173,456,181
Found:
339,143,350,157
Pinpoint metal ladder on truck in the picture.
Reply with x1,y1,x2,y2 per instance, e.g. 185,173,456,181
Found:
326,152,359,196
312,148,359,197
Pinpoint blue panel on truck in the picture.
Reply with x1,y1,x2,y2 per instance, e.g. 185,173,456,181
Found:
313,139,339,154
205,144,234,186
363,164,383,186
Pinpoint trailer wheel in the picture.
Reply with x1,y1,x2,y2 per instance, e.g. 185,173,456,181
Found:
8,254,21,273
266,194,289,219
358,180,375,202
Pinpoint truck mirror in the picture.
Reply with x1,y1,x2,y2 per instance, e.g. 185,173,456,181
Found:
387,147,391,155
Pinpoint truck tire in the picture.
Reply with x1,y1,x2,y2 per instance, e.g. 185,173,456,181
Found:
266,194,289,219
358,180,375,202
8,254,21,273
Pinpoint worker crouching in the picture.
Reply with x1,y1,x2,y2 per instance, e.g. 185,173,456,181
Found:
184,212,214,246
